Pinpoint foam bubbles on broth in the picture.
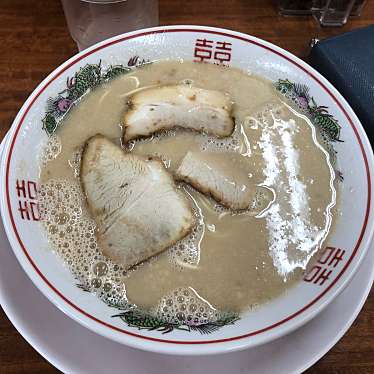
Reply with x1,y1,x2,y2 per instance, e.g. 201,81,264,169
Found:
38,135,61,166
39,179,130,309
152,287,220,325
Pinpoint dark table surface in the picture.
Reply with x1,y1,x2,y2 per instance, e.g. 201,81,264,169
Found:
0,0,373,373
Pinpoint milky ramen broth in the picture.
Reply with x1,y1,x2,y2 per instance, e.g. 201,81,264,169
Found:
39,61,336,322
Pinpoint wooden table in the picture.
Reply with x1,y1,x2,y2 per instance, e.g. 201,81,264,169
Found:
0,0,373,372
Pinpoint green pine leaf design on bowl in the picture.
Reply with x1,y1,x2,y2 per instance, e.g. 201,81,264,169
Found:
274,79,342,142
41,60,140,136
275,78,343,180
112,309,239,335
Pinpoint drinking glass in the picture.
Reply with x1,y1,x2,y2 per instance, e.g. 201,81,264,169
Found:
278,0,366,26
61,0,159,51
312,0,366,26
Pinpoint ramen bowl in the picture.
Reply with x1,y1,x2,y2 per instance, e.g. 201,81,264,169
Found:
1,26,373,355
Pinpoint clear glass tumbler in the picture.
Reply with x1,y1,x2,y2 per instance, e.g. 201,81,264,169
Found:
61,0,159,51
278,0,366,25
312,0,366,26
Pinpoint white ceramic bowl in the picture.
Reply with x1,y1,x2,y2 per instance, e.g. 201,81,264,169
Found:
1,26,373,355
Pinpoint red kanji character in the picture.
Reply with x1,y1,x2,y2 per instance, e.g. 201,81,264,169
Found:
304,265,332,286
194,38,214,62
304,265,321,283
16,179,27,198
27,181,38,200
214,41,232,65
313,268,332,286
18,200,30,220
318,246,336,264
328,248,345,268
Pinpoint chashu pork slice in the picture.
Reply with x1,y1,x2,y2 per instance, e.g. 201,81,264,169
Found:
81,135,195,269
175,151,273,212
123,85,234,142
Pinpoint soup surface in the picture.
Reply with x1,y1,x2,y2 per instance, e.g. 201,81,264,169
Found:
38,61,337,323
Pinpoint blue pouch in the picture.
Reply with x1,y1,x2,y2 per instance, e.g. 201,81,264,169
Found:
309,25,374,142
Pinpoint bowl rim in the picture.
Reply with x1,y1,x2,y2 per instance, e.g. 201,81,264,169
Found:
1,25,373,355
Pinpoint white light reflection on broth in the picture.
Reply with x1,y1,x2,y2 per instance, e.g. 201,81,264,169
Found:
258,103,336,278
